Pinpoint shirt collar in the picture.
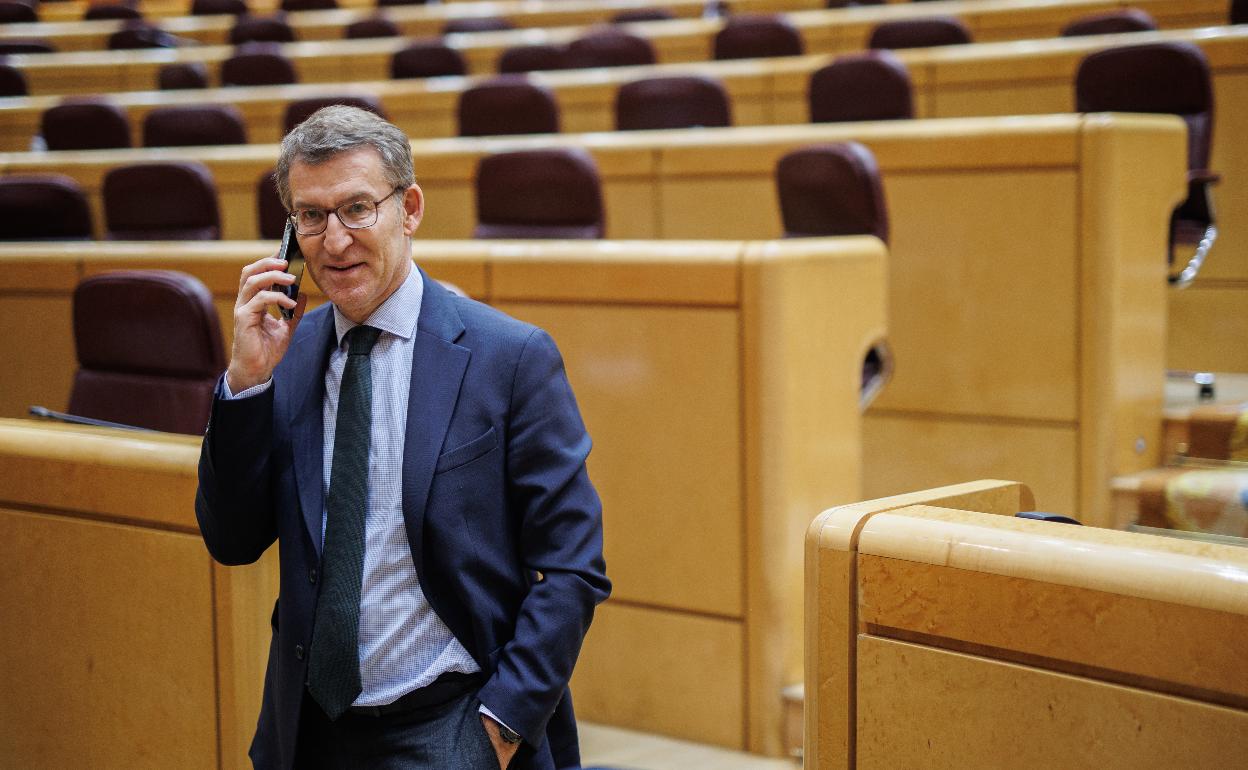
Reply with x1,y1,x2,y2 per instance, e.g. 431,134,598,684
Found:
332,263,423,347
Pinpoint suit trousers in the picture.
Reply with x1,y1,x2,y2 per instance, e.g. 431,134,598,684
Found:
294,688,500,770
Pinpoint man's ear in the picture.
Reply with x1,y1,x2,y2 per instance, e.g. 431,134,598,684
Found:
402,184,425,236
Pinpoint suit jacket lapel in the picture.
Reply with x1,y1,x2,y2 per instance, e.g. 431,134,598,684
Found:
282,308,336,558
401,271,469,578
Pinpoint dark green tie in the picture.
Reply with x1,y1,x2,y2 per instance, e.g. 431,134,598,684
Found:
307,324,382,720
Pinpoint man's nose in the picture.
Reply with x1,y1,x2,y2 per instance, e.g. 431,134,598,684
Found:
322,213,353,253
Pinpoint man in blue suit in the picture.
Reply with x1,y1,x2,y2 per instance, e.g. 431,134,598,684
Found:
195,106,610,770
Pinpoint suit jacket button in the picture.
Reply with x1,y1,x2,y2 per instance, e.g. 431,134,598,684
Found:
295,644,305,660
309,568,318,584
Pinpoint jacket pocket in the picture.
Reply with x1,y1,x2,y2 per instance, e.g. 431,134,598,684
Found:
435,426,498,474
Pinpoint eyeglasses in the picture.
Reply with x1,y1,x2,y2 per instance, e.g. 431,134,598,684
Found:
288,187,404,236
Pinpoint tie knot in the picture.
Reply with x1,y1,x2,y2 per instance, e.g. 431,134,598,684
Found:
344,325,382,356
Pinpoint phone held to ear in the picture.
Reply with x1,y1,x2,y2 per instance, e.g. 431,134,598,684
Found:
274,219,305,320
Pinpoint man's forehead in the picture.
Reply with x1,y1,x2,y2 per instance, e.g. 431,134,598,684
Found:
289,147,388,202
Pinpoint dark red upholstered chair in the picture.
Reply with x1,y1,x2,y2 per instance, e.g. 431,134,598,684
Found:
1076,41,1219,285
498,43,566,74
283,95,386,133
108,23,183,50
0,62,28,97
1234,0,1247,24
0,2,37,23
391,39,467,79
346,16,401,39
458,78,559,136
0,40,55,55
775,141,889,242
566,29,656,69
221,46,298,86
443,17,513,35
67,270,226,435
615,75,731,130
158,62,210,89
229,16,296,45
191,0,247,15
257,168,287,239
282,0,335,10
713,15,804,60
83,3,143,20
102,162,221,240
41,99,132,150
809,50,913,123
868,17,972,49
474,148,605,239
1061,9,1157,36
0,175,92,240
612,8,675,23
143,104,248,147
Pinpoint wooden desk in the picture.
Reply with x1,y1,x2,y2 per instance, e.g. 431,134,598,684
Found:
0,235,887,757
0,0,1225,94
805,480,1248,769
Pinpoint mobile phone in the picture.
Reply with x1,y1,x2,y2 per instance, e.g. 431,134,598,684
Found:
273,219,305,320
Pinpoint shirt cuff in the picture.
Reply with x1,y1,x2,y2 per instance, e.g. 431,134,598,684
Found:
221,376,273,400
478,704,516,736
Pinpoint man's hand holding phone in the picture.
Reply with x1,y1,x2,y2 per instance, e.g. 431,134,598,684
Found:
225,223,308,393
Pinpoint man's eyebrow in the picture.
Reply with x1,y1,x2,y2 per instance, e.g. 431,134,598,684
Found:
292,190,377,210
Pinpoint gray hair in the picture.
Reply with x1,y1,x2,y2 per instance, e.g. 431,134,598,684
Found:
274,105,415,210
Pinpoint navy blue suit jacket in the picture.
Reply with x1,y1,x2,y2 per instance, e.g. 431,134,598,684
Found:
195,271,610,769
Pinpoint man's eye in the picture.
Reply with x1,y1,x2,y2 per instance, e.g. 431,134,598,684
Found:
299,210,326,223
344,202,371,217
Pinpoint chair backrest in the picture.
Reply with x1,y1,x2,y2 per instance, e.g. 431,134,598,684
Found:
69,270,226,435
0,2,37,23
613,8,674,23
0,175,92,240
0,62,28,97
143,104,248,147
283,95,386,134
158,61,210,89
498,43,567,74
809,50,914,123
281,0,335,10
102,162,221,240
229,16,295,45
221,47,298,86
566,29,656,69
1075,41,1213,171
256,168,287,240
443,17,513,34
0,40,54,55
474,147,605,239
1061,8,1157,36
41,99,132,151
615,75,732,130
713,14,804,60
108,24,182,50
191,0,247,15
776,141,889,242
458,77,560,136
346,16,401,39
83,3,143,20
1234,0,1248,24
390,39,467,79
868,16,972,49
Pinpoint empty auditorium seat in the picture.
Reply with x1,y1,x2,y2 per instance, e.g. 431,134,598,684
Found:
0,2,37,23
458,78,559,136
283,95,385,133
281,0,335,10
616,75,731,130
612,8,675,23
108,23,182,50
0,40,55,55
1234,0,1247,24
221,46,297,86
443,17,513,35
1061,9,1158,36
346,16,401,39
256,168,287,240
474,147,604,239
713,15,804,60
0,62,28,97
191,0,247,15
566,29,656,69
41,99,132,151
776,142,889,242
229,16,295,45
68,270,226,435
391,39,467,79
0,175,92,240
809,50,914,123
143,104,248,147
102,162,221,240
158,62,210,89
1076,42,1218,285
869,17,972,49
498,43,566,74
83,4,143,21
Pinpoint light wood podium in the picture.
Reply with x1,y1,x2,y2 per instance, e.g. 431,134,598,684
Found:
805,479,1248,769
0,236,887,762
